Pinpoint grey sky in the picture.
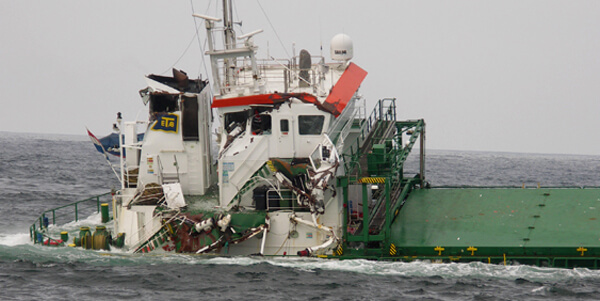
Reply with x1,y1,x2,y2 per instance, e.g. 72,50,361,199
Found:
1,1,599,155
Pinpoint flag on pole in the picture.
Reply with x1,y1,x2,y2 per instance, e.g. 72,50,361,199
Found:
85,130,144,158
86,128,121,181
87,128,109,156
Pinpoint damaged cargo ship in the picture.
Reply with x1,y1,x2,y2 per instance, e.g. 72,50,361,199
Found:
30,1,600,269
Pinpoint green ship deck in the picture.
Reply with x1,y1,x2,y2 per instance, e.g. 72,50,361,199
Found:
335,99,600,268
391,188,600,258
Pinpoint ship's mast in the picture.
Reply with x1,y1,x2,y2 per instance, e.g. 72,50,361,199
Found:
223,0,236,49
222,0,236,87
194,0,262,97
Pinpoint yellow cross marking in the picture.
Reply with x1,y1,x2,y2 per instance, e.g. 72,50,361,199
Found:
467,246,477,256
434,246,445,256
577,247,588,256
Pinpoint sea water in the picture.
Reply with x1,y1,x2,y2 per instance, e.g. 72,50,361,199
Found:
1,131,600,300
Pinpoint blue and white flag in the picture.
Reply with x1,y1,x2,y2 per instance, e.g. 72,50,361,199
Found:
87,130,145,157
86,128,121,181
87,128,109,156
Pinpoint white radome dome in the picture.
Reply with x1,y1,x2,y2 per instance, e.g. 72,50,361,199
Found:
330,33,353,61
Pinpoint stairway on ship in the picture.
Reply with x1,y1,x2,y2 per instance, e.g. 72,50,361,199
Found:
349,118,405,235
342,98,425,239
355,119,424,235
367,120,425,235
355,119,397,177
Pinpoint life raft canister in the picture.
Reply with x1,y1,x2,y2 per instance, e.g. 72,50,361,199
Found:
43,239,64,246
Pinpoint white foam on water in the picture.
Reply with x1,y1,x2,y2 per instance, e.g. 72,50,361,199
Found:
0,233,31,246
50,212,103,231
189,257,600,282
0,212,111,256
4,232,600,283
531,285,548,293
41,213,112,243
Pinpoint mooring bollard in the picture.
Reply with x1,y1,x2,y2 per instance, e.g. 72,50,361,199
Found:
60,231,68,242
101,203,109,223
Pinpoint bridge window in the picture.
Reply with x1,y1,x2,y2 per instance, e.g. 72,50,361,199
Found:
298,115,324,135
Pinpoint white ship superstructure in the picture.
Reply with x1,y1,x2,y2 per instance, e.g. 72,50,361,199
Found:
111,0,368,256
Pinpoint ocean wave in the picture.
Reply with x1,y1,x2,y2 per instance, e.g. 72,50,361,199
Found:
2,239,600,283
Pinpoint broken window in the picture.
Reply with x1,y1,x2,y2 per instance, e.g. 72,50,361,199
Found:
225,108,274,135
251,110,271,135
149,94,180,122
298,115,324,135
224,111,247,134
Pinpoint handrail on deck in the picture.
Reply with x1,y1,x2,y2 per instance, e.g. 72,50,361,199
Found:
29,192,112,243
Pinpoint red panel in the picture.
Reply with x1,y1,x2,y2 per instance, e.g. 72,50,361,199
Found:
211,93,319,108
323,63,368,117
211,63,367,117
212,94,278,108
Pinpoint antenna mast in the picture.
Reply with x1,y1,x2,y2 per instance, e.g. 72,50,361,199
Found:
223,0,236,87
223,0,236,49
195,0,263,97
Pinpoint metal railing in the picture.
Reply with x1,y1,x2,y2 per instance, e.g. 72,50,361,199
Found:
342,98,398,173
265,188,299,211
328,95,364,148
156,154,181,185
29,192,113,243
